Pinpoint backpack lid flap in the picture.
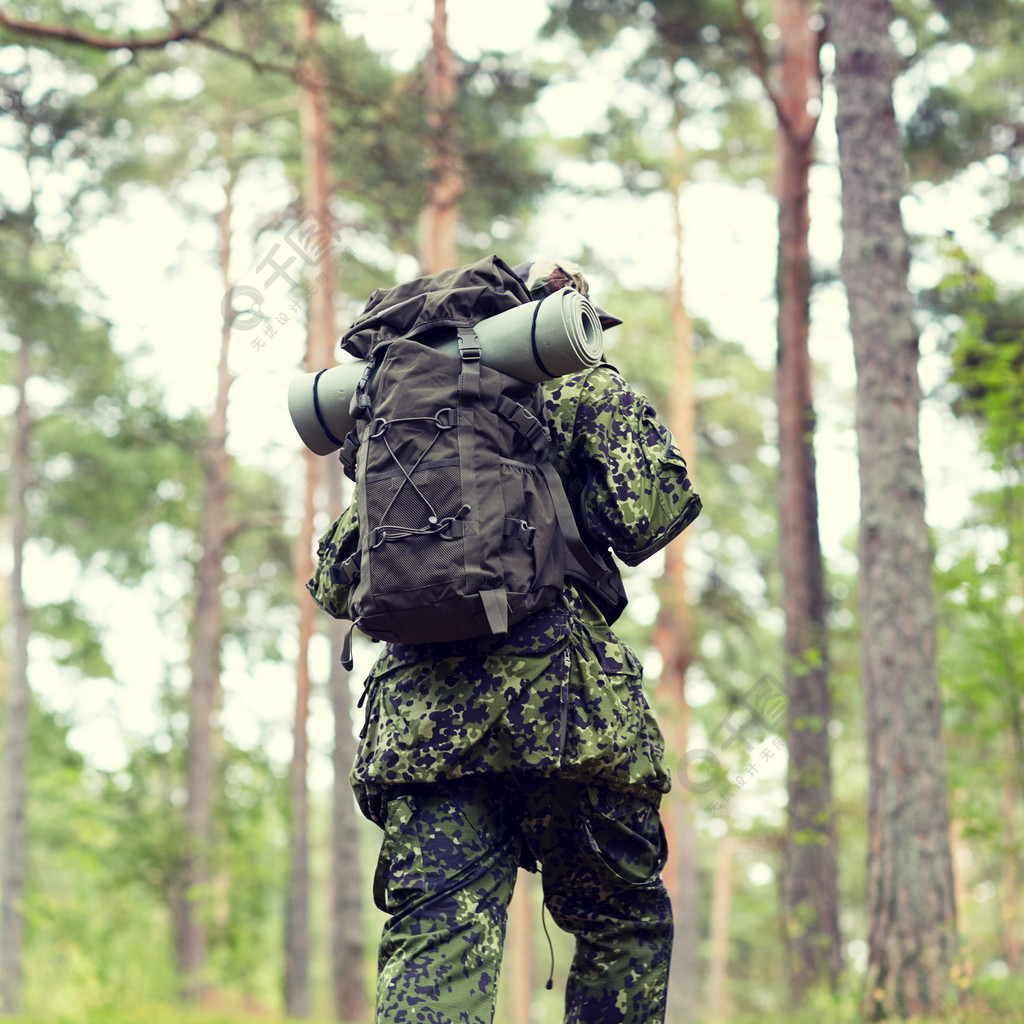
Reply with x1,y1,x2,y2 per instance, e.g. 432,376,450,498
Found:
339,255,531,359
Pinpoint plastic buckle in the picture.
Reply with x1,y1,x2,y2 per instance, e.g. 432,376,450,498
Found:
504,517,535,550
457,327,481,361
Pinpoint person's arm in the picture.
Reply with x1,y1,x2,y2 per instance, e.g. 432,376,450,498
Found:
307,499,359,618
570,365,701,566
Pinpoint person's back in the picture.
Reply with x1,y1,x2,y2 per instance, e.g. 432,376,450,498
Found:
309,261,701,1024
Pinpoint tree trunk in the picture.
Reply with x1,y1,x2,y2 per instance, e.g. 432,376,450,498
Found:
329,625,364,1023
657,145,700,1021
177,181,236,1002
831,0,958,1015
418,0,461,273
286,455,315,1019
507,870,533,1024
705,833,737,1021
1002,778,1021,972
771,0,841,1004
284,8,334,1017
0,338,32,1017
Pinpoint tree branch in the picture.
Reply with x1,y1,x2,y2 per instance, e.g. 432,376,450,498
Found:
733,0,794,137
0,0,230,52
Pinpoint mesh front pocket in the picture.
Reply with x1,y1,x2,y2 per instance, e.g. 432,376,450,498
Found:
364,463,467,594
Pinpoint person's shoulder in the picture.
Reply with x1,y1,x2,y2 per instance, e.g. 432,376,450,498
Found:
542,362,626,403
540,363,629,431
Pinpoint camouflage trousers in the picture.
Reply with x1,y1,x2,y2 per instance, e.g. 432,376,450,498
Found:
371,775,672,1024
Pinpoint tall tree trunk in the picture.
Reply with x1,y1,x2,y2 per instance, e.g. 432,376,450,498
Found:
291,6,368,1018
284,6,334,1016
177,179,237,1002
831,0,958,1015
0,338,31,1017
329,626,364,1023
311,75,366,1021
418,0,461,273
507,870,533,1024
705,832,737,1021
1002,776,1021,971
287,455,315,1019
770,0,841,1004
657,136,700,1020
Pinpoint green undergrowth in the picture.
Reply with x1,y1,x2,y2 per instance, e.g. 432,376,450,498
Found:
2,1007,341,1024
7,977,1024,1024
724,977,1024,1024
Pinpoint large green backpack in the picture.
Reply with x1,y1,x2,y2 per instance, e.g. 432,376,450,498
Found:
324,255,622,658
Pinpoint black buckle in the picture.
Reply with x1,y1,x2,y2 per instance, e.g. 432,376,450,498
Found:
504,517,535,550
457,327,481,361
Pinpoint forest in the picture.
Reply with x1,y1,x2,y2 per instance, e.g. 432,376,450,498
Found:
1,0,1023,1022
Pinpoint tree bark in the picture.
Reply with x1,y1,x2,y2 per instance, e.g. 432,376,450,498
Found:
292,6,367,1018
705,833,737,1020
657,140,700,1021
770,0,841,1004
0,338,32,1017
1002,778,1021,972
329,627,364,1023
177,178,236,1002
418,0,461,273
831,0,959,1015
284,7,333,1016
507,870,533,1024
286,451,315,1018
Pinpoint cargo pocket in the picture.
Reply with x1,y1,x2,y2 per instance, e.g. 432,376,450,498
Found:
577,787,668,887
372,793,423,914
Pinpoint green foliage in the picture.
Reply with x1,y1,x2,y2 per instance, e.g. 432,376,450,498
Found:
542,0,774,196
30,600,113,678
935,244,1024,475
4,1012,342,1024
456,55,551,239
929,242,1024,984
328,43,549,256
896,0,1024,230
18,704,180,1020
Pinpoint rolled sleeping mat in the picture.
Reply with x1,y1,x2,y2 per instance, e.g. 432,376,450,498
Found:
287,359,367,456
289,288,605,454
431,287,604,383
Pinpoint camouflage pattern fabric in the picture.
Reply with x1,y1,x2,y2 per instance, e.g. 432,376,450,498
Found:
373,775,672,1024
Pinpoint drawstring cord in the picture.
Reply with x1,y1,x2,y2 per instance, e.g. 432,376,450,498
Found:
541,903,555,990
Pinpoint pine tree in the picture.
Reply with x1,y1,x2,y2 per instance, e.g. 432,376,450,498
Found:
831,0,959,1014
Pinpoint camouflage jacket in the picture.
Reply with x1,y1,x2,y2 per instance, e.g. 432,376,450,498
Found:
308,364,701,826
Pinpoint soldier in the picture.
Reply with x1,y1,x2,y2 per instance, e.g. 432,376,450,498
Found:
309,258,701,1024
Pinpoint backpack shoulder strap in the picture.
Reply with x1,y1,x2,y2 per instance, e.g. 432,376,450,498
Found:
537,459,626,619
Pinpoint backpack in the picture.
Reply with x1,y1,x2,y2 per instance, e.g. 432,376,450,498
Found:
325,255,623,662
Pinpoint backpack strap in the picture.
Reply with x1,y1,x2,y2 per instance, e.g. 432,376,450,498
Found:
456,327,508,636
538,461,607,580
500,381,626,623
496,395,549,456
